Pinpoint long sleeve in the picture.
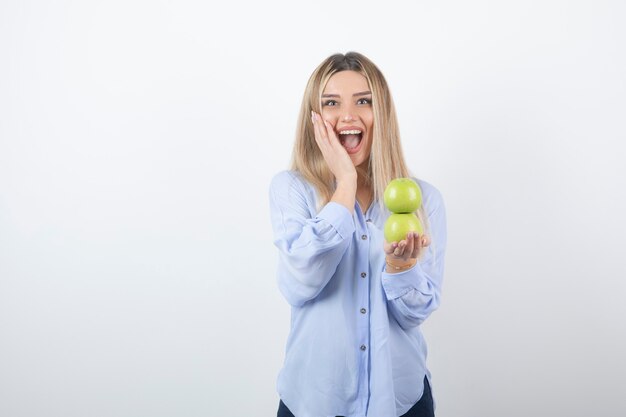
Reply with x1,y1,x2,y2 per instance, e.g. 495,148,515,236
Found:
381,182,447,329
269,171,356,307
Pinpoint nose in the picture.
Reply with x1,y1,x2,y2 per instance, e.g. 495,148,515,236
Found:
341,112,356,122
338,101,358,122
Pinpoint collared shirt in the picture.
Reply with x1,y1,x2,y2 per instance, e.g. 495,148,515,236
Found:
269,170,447,417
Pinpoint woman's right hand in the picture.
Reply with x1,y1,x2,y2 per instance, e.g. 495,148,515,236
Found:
311,111,357,184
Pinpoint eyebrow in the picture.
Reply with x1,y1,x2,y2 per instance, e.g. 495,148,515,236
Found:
321,91,372,98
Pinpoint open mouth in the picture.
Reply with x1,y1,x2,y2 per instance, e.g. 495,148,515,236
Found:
338,129,363,154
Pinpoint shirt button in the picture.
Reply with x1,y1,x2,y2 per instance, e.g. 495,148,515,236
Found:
360,272,367,278
360,345,367,351
361,234,367,240
360,308,367,314
366,219,372,223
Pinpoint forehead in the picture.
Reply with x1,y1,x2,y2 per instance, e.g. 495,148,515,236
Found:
323,70,370,94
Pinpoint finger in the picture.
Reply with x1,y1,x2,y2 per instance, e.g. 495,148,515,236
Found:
323,119,340,147
311,112,325,144
404,232,415,260
317,113,331,141
383,240,397,255
312,113,331,155
410,234,421,259
422,235,431,247
393,241,406,257
324,119,349,158
311,112,319,141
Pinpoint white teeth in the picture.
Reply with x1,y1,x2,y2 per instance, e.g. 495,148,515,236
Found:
339,130,362,135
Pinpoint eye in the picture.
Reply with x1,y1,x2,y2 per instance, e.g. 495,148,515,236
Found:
357,98,372,105
322,100,339,107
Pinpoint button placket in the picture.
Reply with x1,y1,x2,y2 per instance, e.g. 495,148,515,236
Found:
354,214,371,397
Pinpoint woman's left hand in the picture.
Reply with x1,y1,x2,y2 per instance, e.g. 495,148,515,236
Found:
384,232,431,265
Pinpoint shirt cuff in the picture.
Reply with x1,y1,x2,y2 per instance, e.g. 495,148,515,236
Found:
316,202,355,239
381,262,431,300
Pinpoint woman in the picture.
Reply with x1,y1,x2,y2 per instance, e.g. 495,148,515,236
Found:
269,52,447,417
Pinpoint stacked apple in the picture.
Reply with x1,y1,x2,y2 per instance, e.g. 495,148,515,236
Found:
383,178,424,243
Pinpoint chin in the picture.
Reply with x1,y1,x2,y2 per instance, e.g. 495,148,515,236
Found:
351,155,369,169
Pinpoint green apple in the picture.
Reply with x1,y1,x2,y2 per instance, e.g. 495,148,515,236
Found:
384,178,422,213
384,213,424,243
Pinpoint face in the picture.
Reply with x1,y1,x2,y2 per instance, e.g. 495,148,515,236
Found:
321,70,374,168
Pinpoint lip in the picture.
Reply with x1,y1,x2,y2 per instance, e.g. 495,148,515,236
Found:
336,125,365,155
337,125,364,133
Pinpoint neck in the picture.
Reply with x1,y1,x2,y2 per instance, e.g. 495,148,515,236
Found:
355,163,370,186
356,183,372,212
355,162,372,210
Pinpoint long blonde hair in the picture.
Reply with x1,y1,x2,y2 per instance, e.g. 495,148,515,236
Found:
290,52,427,230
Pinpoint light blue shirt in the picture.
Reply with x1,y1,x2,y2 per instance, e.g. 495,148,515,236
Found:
269,170,447,417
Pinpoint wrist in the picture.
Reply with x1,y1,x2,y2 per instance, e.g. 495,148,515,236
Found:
385,258,417,273
335,174,357,188
331,176,357,214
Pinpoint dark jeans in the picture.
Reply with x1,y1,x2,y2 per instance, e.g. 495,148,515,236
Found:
277,376,434,417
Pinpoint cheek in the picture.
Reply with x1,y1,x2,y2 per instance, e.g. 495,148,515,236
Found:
321,109,338,122
360,110,374,130
363,117,374,137
365,132,374,151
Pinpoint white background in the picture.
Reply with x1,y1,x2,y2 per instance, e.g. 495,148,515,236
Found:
1,1,625,416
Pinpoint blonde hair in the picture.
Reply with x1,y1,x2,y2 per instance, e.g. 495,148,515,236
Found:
290,52,428,231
